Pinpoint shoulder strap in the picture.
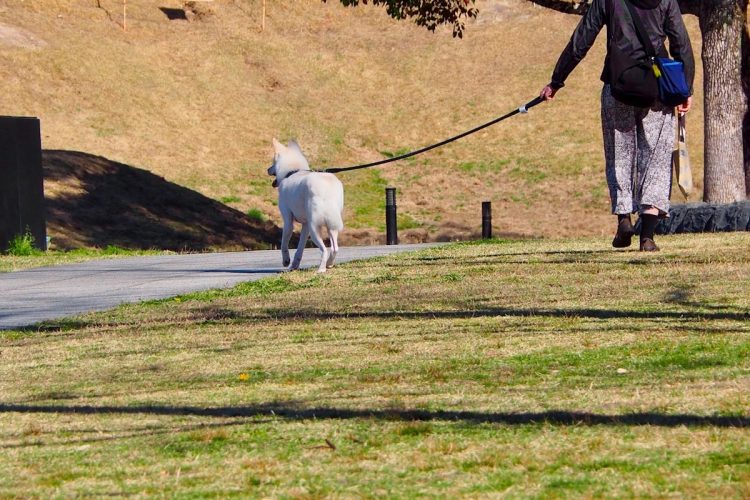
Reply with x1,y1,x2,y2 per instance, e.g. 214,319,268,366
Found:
619,0,657,59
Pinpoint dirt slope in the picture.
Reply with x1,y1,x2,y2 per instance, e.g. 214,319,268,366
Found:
0,0,704,248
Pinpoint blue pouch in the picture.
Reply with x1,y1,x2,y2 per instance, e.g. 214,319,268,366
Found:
655,58,690,107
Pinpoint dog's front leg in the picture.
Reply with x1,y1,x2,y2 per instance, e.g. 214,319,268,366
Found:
290,224,310,270
280,213,294,268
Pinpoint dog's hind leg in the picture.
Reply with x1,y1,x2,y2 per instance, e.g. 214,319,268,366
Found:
326,229,339,269
280,212,294,268
308,224,329,273
290,224,309,270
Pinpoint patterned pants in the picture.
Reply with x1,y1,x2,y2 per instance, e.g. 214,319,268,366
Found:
601,84,675,216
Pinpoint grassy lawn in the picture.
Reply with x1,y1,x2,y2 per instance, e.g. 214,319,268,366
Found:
1,233,749,497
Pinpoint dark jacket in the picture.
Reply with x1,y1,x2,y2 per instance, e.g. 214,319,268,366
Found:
550,0,695,94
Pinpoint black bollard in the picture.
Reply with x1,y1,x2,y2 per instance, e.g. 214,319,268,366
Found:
481,201,492,239
385,187,398,245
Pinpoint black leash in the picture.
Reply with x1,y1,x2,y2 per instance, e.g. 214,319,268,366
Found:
323,96,545,174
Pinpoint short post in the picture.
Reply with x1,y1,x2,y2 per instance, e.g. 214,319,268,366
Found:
481,201,492,239
0,116,47,252
385,187,398,245
261,0,266,31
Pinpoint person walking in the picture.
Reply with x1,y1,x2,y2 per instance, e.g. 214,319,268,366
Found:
540,0,694,251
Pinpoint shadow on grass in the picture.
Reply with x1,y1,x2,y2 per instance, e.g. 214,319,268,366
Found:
0,419,262,449
663,285,742,312
228,306,750,323
43,150,281,251
12,303,748,334
0,402,747,428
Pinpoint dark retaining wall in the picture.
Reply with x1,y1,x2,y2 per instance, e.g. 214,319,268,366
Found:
636,201,750,234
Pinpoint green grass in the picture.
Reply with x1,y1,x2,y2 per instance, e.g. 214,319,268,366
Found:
379,147,413,159
397,213,424,230
0,247,170,273
246,208,267,222
0,233,748,497
347,169,389,229
154,275,323,304
4,231,42,257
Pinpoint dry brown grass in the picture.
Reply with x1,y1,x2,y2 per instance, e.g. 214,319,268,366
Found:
0,0,705,247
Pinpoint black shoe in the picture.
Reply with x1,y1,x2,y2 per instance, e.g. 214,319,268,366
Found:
612,219,635,248
639,238,660,252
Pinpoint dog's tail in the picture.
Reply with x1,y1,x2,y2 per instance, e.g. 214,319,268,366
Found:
321,200,344,233
325,213,344,233
324,180,344,232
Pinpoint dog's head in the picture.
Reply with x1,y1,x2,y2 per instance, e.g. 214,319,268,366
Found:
268,138,310,188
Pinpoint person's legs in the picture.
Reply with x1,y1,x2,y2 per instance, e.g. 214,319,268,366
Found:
638,205,660,251
602,84,637,247
635,102,676,251
613,214,635,248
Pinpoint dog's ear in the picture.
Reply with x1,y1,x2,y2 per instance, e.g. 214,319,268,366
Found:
287,139,302,154
272,138,285,153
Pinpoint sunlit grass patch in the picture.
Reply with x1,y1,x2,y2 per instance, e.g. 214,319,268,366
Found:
245,208,266,222
4,231,42,257
0,247,170,273
347,169,389,229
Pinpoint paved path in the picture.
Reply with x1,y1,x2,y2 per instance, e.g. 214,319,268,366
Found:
0,244,440,330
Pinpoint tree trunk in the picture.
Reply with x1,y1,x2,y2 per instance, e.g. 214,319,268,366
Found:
700,0,747,202
743,1,750,196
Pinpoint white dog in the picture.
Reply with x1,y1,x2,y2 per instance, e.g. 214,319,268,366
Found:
267,138,344,273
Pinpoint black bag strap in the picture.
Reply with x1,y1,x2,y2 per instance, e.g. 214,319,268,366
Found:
619,0,657,60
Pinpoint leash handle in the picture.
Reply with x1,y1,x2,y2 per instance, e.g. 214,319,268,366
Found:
519,96,544,114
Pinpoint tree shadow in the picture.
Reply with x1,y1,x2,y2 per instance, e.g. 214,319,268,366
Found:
235,305,750,323
0,402,747,428
389,253,656,268
43,150,281,251
662,284,739,312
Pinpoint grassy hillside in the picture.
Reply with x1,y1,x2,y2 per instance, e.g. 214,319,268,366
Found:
1,233,747,496
0,0,704,246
